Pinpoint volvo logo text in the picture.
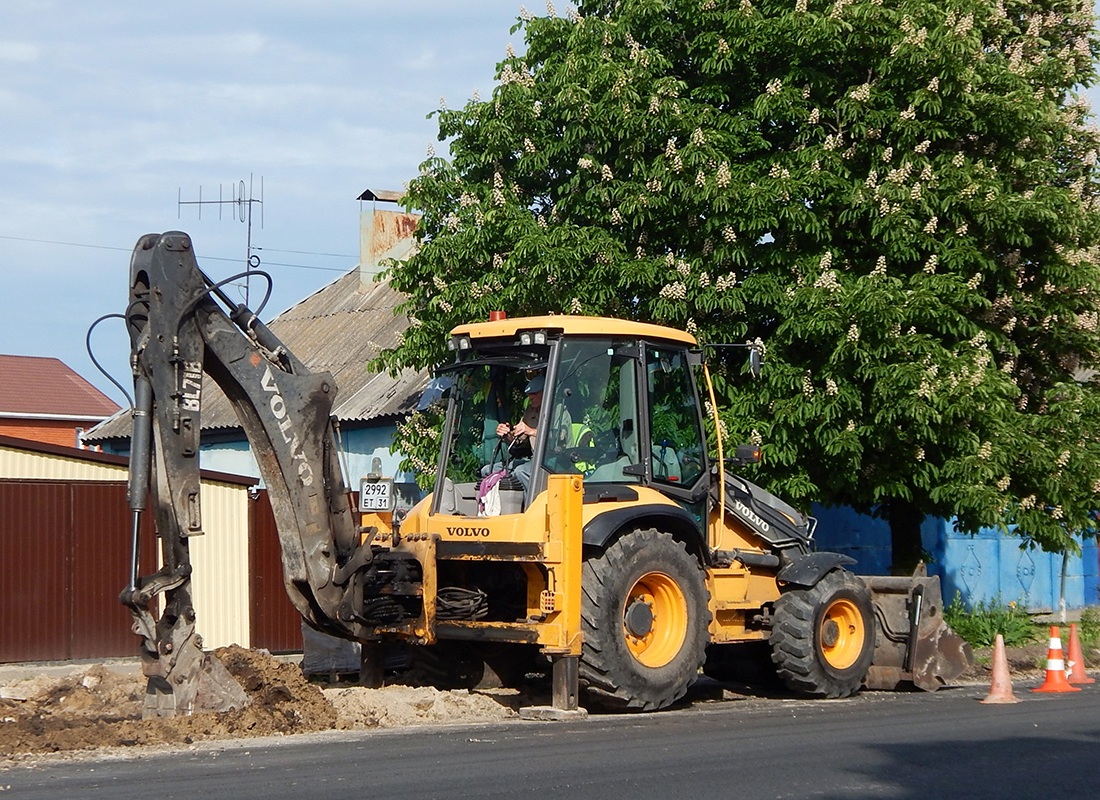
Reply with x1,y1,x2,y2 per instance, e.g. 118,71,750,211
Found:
733,499,770,533
447,526,490,537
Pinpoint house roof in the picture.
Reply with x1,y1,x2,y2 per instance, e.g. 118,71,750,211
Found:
0,355,120,419
86,269,428,442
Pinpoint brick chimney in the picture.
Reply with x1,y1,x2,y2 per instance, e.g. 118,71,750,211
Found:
357,189,420,288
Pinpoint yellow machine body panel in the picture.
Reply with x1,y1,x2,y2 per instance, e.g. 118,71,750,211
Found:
451,315,697,346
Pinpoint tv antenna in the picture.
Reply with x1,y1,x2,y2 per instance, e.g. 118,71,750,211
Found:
178,174,264,305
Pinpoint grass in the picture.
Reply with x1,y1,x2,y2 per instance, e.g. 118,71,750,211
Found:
944,593,1040,648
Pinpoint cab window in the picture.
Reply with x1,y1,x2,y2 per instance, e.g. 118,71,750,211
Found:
646,346,705,487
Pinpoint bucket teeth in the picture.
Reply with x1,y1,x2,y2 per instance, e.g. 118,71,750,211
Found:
139,623,249,718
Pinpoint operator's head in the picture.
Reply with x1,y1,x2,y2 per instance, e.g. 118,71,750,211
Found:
524,374,545,395
524,373,545,407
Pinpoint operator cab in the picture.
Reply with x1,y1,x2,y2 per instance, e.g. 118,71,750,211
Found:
430,317,710,519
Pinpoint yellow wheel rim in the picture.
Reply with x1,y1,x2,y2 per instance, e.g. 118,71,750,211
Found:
622,571,688,668
819,597,865,670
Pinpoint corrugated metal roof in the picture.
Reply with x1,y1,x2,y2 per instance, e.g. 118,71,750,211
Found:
0,433,257,485
357,188,404,203
0,354,120,418
86,270,428,442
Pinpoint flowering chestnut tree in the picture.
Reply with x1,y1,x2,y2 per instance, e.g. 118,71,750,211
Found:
381,0,1100,566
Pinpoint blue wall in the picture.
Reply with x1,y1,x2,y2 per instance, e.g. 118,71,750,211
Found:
811,504,1100,612
103,422,417,488
196,423,415,486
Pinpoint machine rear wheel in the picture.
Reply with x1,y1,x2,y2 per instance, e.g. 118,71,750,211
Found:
579,529,709,711
403,641,486,690
769,569,875,698
703,641,782,687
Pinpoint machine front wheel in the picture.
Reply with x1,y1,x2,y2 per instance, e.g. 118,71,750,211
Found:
769,569,875,698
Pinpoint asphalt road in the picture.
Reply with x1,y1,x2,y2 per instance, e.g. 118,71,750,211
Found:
5,683,1099,800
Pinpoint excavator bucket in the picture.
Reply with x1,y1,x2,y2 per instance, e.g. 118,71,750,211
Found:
143,649,250,718
130,603,250,719
861,566,973,691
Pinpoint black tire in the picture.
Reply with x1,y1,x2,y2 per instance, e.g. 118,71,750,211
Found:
403,641,485,690
769,569,875,698
580,529,710,711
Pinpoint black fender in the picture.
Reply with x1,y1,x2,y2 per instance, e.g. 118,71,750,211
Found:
582,503,704,556
776,551,856,588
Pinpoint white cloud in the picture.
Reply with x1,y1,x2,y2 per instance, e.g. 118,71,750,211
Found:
0,41,39,62
401,46,440,73
0,0,526,399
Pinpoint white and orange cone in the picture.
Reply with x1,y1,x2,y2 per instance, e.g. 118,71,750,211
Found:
1032,625,1081,693
1066,623,1095,685
981,633,1020,704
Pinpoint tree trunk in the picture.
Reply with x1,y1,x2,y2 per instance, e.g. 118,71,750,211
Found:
882,499,925,576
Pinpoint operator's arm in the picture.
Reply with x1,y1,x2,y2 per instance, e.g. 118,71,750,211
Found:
497,406,539,442
514,404,539,441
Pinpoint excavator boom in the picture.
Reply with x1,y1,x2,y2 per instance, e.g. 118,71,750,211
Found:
122,232,369,716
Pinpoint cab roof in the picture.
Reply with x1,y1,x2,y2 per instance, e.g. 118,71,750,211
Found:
450,315,697,347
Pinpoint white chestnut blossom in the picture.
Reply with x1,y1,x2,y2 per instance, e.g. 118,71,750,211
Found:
660,281,687,300
849,83,871,102
716,272,738,292
716,162,731,187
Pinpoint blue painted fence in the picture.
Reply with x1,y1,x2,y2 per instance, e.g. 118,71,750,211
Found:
811,504,1100,613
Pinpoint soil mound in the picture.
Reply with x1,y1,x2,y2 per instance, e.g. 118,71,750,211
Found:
0,647,521,764
0,646,334,758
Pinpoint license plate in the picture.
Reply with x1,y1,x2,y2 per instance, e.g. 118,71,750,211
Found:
359,478,394,512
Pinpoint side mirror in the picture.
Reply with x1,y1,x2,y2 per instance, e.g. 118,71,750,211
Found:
728,444,761,467
748,347,762,379
700,341,764,378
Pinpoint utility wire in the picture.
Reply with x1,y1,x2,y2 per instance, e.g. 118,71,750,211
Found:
0,233,354,273
0,234,130,253
255,246,356,259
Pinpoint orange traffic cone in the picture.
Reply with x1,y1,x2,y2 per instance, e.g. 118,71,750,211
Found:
981,633,1020,704
1032,626,1081,693
1066,623,1095,685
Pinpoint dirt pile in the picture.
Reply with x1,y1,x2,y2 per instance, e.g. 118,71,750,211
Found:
0,646,516,763
325,685,515,729
4,640,1094,764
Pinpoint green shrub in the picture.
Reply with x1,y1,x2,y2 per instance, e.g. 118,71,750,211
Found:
1078,606,1100,649
944,593,1039,648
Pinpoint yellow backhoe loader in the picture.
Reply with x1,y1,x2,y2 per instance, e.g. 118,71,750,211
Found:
120,233,970,716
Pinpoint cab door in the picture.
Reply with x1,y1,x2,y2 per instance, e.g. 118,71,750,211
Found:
642,343,710,512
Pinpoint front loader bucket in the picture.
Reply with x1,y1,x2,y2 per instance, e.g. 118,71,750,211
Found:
861,566,973,691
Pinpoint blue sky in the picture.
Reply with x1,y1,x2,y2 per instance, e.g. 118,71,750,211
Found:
1,1,527,403
2,2,1099,407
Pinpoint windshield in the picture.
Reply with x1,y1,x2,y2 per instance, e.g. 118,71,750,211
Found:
443,363,531,481
437,338,645,515
542,338,642,484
